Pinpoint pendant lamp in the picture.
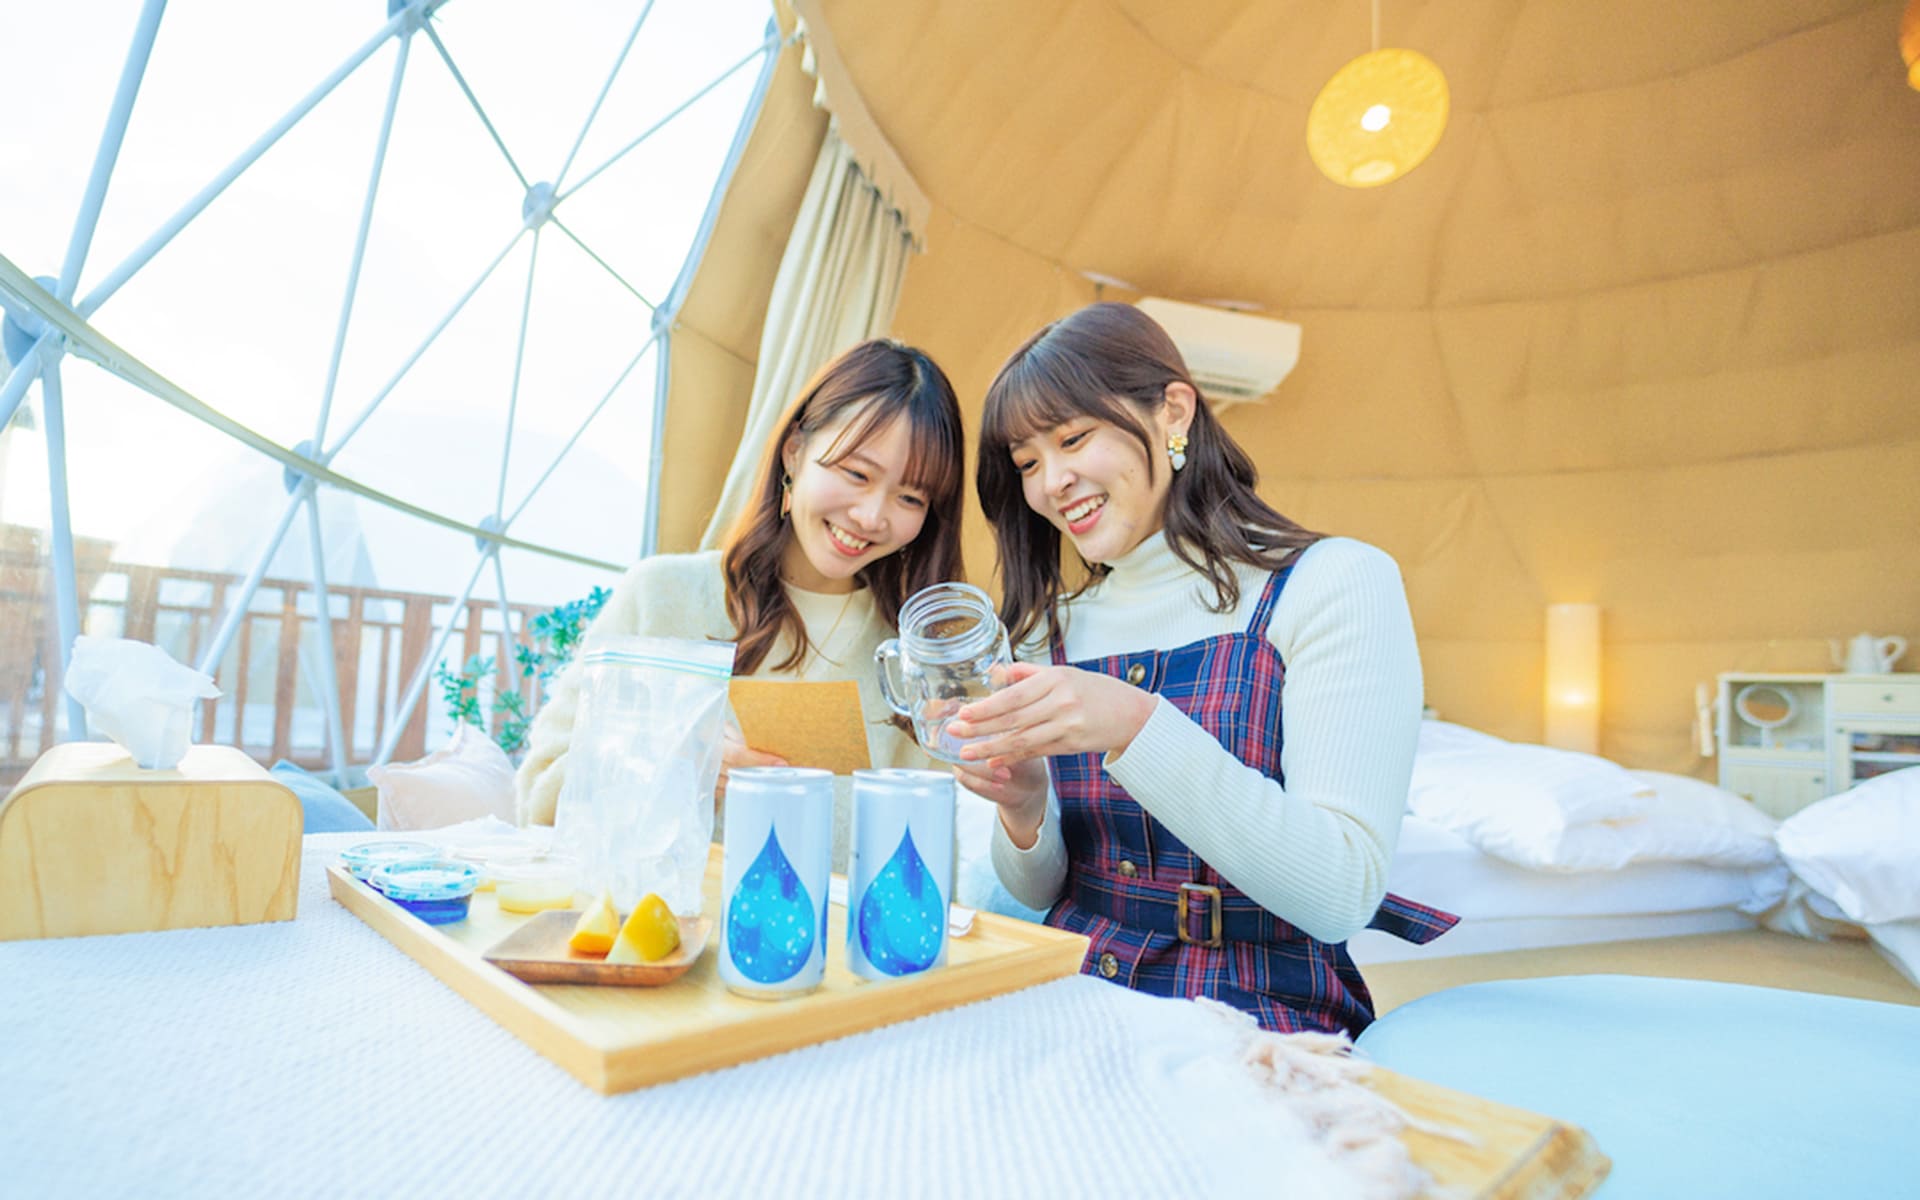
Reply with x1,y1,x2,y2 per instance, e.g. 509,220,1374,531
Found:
1903,0,1920,91
1307,0,1449,188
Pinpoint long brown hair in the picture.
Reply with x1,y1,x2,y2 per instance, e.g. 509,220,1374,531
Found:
724,339,966,675
978,302,1322,649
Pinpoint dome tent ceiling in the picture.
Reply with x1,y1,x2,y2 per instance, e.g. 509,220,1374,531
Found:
817,0,1918,312
720,0,1920,768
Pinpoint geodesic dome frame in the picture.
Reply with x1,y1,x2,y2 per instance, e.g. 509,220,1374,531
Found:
0,0,783,782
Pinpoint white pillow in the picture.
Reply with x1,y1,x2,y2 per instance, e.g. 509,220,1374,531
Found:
367,722,518,832
1415,719,1509,759
1606,770,1783,869
1776,767,1920,925
1507,770,1778,873
1408,735,1659,869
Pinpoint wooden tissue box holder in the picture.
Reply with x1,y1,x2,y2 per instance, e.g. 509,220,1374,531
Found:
0,742,302,941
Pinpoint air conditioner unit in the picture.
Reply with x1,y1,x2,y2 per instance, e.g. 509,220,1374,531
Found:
1135,297,1301,412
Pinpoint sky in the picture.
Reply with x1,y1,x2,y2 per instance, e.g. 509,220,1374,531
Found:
0,0,773,607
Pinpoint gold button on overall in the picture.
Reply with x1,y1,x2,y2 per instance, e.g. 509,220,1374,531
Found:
1117,859,1138,877
1125,663,1147,686
1097,952,1120,979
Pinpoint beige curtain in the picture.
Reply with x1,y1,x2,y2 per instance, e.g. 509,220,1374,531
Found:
698,129,915,548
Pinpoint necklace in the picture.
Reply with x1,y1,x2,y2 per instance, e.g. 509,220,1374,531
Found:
787,585,863,669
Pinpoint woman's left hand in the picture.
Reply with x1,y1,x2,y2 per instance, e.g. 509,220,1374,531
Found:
945,662,1157,766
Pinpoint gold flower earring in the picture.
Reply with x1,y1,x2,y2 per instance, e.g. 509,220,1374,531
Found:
1167,433,1189,472
780,473,793,519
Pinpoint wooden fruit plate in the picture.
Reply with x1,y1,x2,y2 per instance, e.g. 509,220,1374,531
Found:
483,911,712,986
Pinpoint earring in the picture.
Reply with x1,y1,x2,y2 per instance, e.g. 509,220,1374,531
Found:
1167,433,1189,472
779,473,793,519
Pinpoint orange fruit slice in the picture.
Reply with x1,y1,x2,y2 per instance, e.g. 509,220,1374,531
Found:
606,892,681,963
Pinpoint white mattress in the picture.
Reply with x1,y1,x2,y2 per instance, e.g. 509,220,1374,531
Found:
1347,816,1772,964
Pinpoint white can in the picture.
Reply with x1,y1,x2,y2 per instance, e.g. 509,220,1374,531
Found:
846,768,955,980
719,767,835,998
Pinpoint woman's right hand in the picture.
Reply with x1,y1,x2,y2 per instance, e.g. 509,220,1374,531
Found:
950,755,1049,849
718,721,787,800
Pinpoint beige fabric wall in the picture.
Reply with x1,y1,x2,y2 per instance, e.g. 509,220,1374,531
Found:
807,0,1920,774
887,209,1099,593
656,3,826,554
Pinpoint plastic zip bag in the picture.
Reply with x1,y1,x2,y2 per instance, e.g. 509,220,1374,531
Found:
552,636,736,917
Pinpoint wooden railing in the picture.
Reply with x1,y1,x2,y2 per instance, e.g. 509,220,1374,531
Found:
1,524,550,789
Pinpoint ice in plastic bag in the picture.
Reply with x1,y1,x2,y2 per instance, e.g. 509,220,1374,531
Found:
551,636,735,917
62,635,222,770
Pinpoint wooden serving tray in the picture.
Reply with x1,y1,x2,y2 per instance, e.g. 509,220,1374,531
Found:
1371,1069,1609,1199
332,851,1605,1194
328,845,1089,1094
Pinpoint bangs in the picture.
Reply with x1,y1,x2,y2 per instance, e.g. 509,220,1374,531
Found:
820,394,962,502
982,346,1150,456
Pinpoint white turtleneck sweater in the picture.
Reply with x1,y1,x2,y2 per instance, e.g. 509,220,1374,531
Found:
514,550,925,827
988,534,1422,943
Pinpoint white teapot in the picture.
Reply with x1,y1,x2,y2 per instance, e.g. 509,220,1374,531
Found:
1830,633,1907,675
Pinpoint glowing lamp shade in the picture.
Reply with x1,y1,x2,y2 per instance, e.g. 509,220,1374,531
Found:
1903,0,1920,91
1307,48,1450,188
1543,604,1601,755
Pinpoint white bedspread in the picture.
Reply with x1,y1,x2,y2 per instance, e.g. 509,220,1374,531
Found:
1387,816,1784,921
1347,817,1783,964
0,834,1390,1199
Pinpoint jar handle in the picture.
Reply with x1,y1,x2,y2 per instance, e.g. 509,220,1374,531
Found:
874,640,914,717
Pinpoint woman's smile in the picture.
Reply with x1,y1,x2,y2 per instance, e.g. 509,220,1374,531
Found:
826,521,874,556
1060,494,1107,535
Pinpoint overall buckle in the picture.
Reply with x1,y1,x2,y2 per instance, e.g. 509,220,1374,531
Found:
1176,882,1223,948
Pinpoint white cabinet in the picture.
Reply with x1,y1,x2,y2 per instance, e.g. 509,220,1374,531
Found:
1716,673,1920,818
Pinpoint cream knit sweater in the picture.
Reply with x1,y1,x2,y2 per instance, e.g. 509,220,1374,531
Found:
514,550,925,827
989,535,1422,943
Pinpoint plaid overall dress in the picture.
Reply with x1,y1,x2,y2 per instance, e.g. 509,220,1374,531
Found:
1044,562,1458,1035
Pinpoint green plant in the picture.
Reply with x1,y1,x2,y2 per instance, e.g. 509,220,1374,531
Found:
437,585,611,759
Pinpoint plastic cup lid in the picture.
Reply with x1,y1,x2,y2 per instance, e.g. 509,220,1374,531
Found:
339,840,439,878
370,858,481,902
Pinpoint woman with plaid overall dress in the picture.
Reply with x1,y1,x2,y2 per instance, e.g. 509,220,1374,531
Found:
947,303,1456,1036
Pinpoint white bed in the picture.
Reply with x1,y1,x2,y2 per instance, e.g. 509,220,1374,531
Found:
1347,815,1778,964
1346,720,1790,964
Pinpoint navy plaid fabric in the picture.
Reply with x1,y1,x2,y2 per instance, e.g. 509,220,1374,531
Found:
1044,563,1458,1036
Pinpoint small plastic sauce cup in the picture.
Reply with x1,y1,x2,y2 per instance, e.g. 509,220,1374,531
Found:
490,855,578,913
369,858,481,925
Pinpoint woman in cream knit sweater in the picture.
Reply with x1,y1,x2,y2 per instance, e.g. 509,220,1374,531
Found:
515,340,966,831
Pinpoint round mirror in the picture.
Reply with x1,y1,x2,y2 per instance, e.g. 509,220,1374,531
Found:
1734,683,1797,749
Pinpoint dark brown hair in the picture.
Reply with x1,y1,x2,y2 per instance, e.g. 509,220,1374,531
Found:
724,339,966,675
977,302,1322,649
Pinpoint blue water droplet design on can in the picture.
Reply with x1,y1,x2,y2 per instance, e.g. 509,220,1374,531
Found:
726,826,817,983
855,828,945,975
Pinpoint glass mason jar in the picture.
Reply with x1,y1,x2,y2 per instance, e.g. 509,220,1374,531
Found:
874,582,1011,764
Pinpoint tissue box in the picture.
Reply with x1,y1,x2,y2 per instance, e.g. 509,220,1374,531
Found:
0,742,302,941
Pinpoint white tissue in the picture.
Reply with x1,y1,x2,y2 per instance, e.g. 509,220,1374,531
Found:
63,635,222,770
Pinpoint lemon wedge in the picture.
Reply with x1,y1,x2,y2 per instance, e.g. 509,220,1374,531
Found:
567,891,619,956
606,892,680,963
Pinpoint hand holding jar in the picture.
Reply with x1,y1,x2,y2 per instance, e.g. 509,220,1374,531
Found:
946,662,1159,769
874,582,1011,764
